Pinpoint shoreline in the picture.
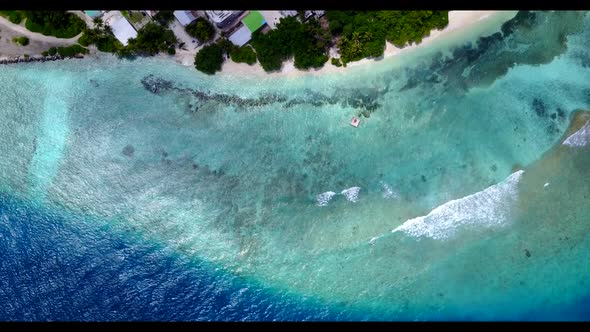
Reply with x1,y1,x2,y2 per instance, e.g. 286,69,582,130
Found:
0,11,514,76
169,11,506,78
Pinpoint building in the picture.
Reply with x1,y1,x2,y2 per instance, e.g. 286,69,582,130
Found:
205,10,243,29
173,10,197,26
242,11,266,33
228,11,268,47
280,10,297,17
104,12,137,46
228,25,252,47
312,10,325,18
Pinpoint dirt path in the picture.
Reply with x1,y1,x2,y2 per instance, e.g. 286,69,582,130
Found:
0,16,85,58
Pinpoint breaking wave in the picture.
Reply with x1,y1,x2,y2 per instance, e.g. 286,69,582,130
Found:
315,187,361,206
341,187,361,203
316,191,338,206
391,170,524,240
563,119,590,147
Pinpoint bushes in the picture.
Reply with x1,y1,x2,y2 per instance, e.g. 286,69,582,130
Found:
250,16,329,72
126,22,177,55
23,11,87,38
250,30,285,71
153,10,174,26
77,31,91,46
96,37,123,53
326,10,449,64
12,36,29,46
167,47,176,55
230,45,257,65
195,43,224,75
40,45,87,57
0,11,24,24
78,19,124,54
185,17,215,43
331,57,342,67
56,44,89,57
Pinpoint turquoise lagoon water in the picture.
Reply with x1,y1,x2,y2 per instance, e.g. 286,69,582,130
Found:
1,11,590,320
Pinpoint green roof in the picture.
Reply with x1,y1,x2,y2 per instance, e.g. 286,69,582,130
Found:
242,11,266,33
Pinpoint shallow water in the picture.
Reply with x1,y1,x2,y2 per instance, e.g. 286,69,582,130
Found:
1,11,590,320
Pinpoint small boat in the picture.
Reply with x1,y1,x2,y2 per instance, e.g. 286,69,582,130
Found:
350,117,360,127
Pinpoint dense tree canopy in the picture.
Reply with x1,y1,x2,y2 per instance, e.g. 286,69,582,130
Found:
229,45,257,65
250,16,329,72
195,43,224,75
0,11,24,24
127,22,177,56
78,18,125,54
153,10,174,26
185,17,216,44
327,11,448,64
23,11,87,38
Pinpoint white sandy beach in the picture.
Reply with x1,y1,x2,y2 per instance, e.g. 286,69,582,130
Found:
172,11,507,78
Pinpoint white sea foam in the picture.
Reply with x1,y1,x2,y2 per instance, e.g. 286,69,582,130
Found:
563,120,590,147
341,187,361,203
391,170,524,240
368,236,382,245
316,191,337,206
380,181,399,199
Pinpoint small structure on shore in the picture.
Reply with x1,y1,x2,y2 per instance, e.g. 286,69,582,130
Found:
351,117,360,127
228,25,252,47
205,11,243,29
242,11,267,33
173,10,197,26
104,12,137,46
228,11,268,47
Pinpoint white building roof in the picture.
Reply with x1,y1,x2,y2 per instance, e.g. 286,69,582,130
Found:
205,11,234,24
107,15,137,46
173,10,197,26
228,24,252,47
313,10,325,18
280,11,298,17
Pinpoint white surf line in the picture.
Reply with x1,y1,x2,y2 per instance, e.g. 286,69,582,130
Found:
563,119,590,147
340,186,361,203
316,187,362,206
368,170,525,244
316,191,338,206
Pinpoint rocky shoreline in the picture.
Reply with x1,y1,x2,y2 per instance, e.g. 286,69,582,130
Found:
0,54,85,65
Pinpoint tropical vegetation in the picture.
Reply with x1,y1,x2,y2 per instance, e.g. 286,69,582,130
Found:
185,17,215,44
22,11,86,38
195,42,224,75
326,10,449,64
12,36,29,46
